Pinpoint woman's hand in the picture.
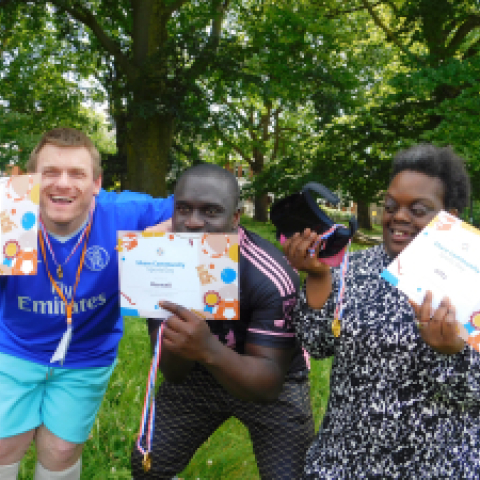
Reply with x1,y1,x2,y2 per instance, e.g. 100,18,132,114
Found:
282,228,330,277
411,291,465,355
283,229,332,309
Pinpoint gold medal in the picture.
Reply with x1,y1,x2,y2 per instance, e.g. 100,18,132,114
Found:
142,452,152,472
57,265,63,279
332,317,341,337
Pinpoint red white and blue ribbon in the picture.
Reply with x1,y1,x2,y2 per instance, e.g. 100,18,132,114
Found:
306,224,351,337
136,323,164,467
334,239,351,323
307,224,344,256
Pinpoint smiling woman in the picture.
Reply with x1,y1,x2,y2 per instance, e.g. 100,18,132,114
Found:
383,144,469,259
284,144,480,479
382,170,445,257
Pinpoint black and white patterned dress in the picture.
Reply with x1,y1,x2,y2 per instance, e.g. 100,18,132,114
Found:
293,244,480,479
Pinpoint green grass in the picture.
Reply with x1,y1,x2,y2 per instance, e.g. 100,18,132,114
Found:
240,215,279,248
18,217,362,479
17,319,332,479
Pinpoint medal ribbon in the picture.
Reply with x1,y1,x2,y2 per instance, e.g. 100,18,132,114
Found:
307,224,351,338
39,206,93,279
332,239,351,337
136,323,164,472
307,224,344,255
38,218,93,364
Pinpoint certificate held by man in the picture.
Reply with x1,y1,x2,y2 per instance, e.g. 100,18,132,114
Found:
118,231,239,320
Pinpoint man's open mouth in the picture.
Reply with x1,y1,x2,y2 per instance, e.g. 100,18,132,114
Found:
50,196,73,204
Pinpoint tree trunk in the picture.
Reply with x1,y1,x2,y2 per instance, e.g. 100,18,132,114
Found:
254,192,269,222
123,1,173,196
125,110,175,197
251,145,268,221
357,200,372,230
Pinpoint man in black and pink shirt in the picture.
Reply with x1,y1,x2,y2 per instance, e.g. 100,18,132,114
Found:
131,164,314,479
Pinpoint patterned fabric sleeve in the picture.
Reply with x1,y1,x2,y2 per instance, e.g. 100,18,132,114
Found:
290,270,338,360
430,346,480,404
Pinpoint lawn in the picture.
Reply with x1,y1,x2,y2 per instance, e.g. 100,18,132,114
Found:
18,216,367,479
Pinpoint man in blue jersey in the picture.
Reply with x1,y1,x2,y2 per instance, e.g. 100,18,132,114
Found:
0,128,173,480
131,164,314,479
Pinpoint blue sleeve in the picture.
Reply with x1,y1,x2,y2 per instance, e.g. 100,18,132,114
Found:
99,190,174,229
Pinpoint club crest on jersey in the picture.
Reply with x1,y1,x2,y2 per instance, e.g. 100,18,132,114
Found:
84,246,109,272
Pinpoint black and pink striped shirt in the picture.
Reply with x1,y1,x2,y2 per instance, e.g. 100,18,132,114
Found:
207,226,307,374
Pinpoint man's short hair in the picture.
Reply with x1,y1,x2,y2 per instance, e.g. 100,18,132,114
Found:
391,144,470,214
27,127,102,180
176,164,240,211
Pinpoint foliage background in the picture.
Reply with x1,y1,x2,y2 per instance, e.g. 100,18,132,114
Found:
2,1,479,226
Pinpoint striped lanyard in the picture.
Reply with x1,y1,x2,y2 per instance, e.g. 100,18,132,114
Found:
137,323,164,473
39,206,93,279
38,210,93,365
307,224,343,256
308,224,351,338
332,239,351,337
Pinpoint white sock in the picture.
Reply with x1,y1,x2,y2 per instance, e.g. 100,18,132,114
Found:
0,462,20,480
34,458,81,480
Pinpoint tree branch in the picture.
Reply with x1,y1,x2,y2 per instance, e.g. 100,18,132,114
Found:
464,37,480,59
248,107,257,142
446,14,480,56
186,0,230,78
321,0,383,19
164,0,190,18
213,123,250,163
210,0,230,45
360,0,421,64
215,94,253,131
261,101,272,141
50,1,136,80
270,109,281,163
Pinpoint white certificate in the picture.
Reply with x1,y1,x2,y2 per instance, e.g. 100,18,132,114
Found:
0,174,40,276
118,231,239,320
380,210,480,352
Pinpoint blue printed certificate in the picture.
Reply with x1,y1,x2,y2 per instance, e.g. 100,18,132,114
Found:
381,210,480,352
118,231,239,320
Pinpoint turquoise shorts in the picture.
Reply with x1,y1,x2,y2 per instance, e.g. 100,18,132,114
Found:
0,352,116,443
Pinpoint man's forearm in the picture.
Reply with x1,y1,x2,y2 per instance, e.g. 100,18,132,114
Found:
200,339,290,403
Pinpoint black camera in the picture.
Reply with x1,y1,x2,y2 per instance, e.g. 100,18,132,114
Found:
270,182,357,259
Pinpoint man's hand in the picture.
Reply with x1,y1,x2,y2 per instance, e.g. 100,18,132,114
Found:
160,301,220,364
158,301,292,402
144,218,172,233
411,291,465,355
